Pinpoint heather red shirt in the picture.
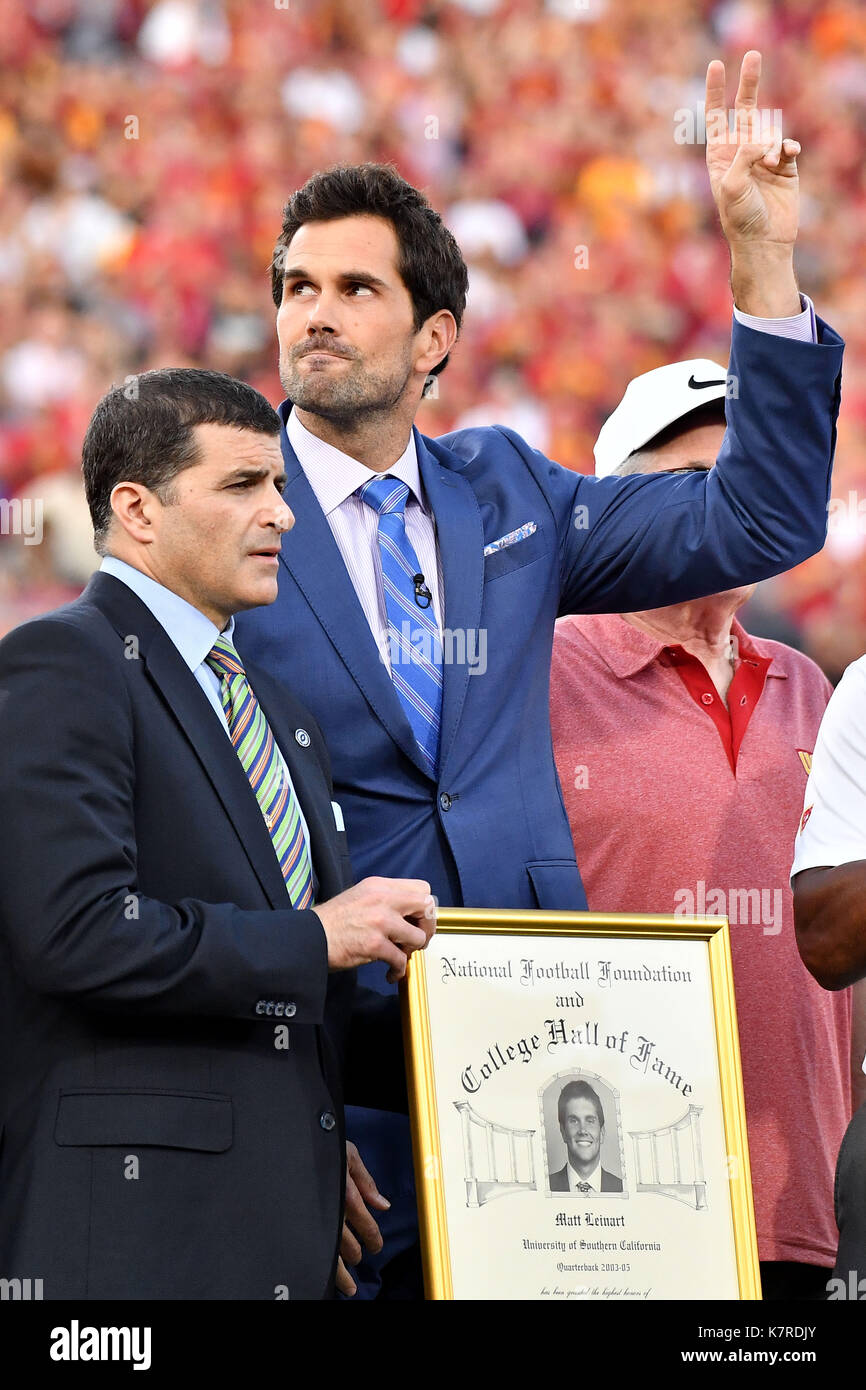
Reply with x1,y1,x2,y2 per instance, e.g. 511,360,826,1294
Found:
550,611,851,1268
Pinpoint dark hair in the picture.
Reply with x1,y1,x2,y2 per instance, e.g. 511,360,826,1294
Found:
558,1079,605,1129
82,368,281,553
270,163,468,386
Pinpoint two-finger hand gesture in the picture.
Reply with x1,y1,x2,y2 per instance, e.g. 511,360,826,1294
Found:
705,49,800,252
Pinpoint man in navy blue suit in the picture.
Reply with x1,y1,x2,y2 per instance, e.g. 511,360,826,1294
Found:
234,52,845,1296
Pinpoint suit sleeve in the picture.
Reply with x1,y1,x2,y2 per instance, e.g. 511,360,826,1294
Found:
499,314,843,615
0,616,330,1022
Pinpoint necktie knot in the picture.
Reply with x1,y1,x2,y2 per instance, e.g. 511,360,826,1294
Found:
356,475,409,518
205,634,246,681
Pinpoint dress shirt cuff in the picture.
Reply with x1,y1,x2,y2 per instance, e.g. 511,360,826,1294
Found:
732,293,816,343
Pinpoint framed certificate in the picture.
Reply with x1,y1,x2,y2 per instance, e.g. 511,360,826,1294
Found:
401,909,760,1301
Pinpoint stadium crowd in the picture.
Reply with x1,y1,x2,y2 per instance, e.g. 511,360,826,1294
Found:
1,0,865,677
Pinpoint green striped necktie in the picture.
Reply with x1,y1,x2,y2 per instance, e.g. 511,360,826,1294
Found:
205,633,315,909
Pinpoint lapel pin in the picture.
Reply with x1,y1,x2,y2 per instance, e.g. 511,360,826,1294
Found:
294,728,311,747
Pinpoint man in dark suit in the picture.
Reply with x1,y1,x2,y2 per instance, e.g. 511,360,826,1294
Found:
235,54,844,1296
548,1081,623,1194
0,368,434,1300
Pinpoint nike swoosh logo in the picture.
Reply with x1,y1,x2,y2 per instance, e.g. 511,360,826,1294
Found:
687,375,727,389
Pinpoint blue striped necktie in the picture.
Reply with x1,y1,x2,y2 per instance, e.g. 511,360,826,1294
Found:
205,634,315,908
357,475,442,775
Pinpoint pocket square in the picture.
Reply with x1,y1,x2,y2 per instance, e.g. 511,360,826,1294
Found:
331,800,345,832
483,522,537,557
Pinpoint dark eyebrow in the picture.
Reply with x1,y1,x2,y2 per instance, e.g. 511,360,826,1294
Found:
220,466,287,489
282,266,389,291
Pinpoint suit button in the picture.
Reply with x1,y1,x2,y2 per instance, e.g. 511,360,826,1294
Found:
274,1002,285,1017
320,1111,336,1132
255,1001,266,1015
439,792,452,812
285,1003,297,1018
265,1001,275,1015
295,728,311,748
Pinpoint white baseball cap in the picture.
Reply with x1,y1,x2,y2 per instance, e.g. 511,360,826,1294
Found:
593,358,729,479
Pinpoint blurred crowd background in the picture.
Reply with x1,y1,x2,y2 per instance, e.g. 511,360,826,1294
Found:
1,0,865,677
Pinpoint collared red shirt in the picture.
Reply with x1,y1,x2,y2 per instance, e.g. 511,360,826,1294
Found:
285,404,444,669
549,609,849,1267
658,635,771,774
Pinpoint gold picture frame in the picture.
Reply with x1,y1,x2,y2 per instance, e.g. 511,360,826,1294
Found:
401,909,760,1301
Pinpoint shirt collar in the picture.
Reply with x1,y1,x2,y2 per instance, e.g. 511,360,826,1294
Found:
561,611,789,680
567,1160,601,1192
284,401,425,516
100,555,233,672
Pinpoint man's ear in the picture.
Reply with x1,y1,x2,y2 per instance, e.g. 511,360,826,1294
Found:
109,481,161,546
415,309,457,381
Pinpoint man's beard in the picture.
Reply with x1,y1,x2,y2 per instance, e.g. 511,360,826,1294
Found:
279,346,414,427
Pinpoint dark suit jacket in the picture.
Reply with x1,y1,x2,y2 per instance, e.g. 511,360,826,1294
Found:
549,1165,623,1193
0,572,356,1300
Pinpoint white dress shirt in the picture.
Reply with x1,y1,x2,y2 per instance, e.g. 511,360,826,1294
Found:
287,406,445,672
733,293,817,342
567,1160,601,1193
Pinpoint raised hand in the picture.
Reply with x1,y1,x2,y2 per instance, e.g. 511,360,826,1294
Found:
705,50,802,316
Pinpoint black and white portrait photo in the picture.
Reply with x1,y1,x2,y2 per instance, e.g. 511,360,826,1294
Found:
543,1074,625,1196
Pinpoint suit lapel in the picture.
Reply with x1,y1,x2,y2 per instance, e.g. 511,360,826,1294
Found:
87,574,291,909
277,422,432,778
416,431,484,775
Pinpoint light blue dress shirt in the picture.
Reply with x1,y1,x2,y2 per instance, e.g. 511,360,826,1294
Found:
99,555,313,866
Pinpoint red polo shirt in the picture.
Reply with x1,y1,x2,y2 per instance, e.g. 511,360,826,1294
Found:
550,611,850,1269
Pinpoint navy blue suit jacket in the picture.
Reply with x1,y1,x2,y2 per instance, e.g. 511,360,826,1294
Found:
236,317,843,920
235,314,843,1292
